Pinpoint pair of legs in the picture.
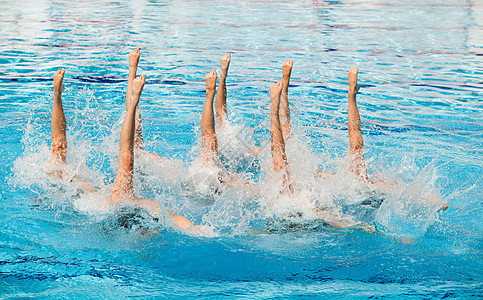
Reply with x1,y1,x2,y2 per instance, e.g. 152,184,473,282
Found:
50,67,153,211
201,57,295,190
269,61,295,194
50,59,197,229
199,53,260,188
125,49,144,152
49,53,150,208
200,57,293,165
200,53,231,164
270,66,366,193
113,49,200,228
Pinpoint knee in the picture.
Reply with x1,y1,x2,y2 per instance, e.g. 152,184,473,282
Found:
272,156,286,173
51,140,67,161
119,149,134,167
201,126,216,138
348,118,361,130
350,143,364,152
202,134,217,151
52,140,67,151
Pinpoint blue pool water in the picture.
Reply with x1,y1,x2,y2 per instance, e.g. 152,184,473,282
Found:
1,0,482,298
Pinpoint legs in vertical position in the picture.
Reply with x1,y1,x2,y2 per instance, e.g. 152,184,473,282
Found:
347,67,369,182
126,49,168,162
215,53,231,128
280,60,293,141
111,75,146,204
125,49,144,151
49,68,95,191
51,68,67,168
270,81,294,194
346,68,449,212
125,49,139,110
111,75,208,230
201,69,218,164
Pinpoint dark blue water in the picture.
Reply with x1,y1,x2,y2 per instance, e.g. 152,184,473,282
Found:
1,0,481,298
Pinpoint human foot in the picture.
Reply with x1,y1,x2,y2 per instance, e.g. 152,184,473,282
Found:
205,69,217,92
282,60,293,92
131,75,145,106
348,67,360,95
53,68,65,94
220,53,231,77
129,48,140,70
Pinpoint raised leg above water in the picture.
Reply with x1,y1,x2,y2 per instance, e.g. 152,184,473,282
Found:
201,69,218,164
347,67,368,182
51,68,67,164
215,53,231,128
270,81,294,194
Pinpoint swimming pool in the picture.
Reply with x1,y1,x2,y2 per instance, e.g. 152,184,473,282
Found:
1,0,481,298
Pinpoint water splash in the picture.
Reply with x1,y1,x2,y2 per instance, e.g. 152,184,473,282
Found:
374,159,445,238
11,89,449,239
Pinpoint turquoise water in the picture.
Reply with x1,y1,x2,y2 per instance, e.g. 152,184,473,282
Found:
1,0,482,298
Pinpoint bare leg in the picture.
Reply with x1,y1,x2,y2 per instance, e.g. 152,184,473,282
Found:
49,68,96,192
280,60,293,141
134,109,144,151
125,49,144,150
270,81,293,194
348,67,369,181
113,76,210,231
51,68,67,166
215,53,231,128
347,69,449,213
201,69,218,163
125,49,139,109
111,75,146,204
